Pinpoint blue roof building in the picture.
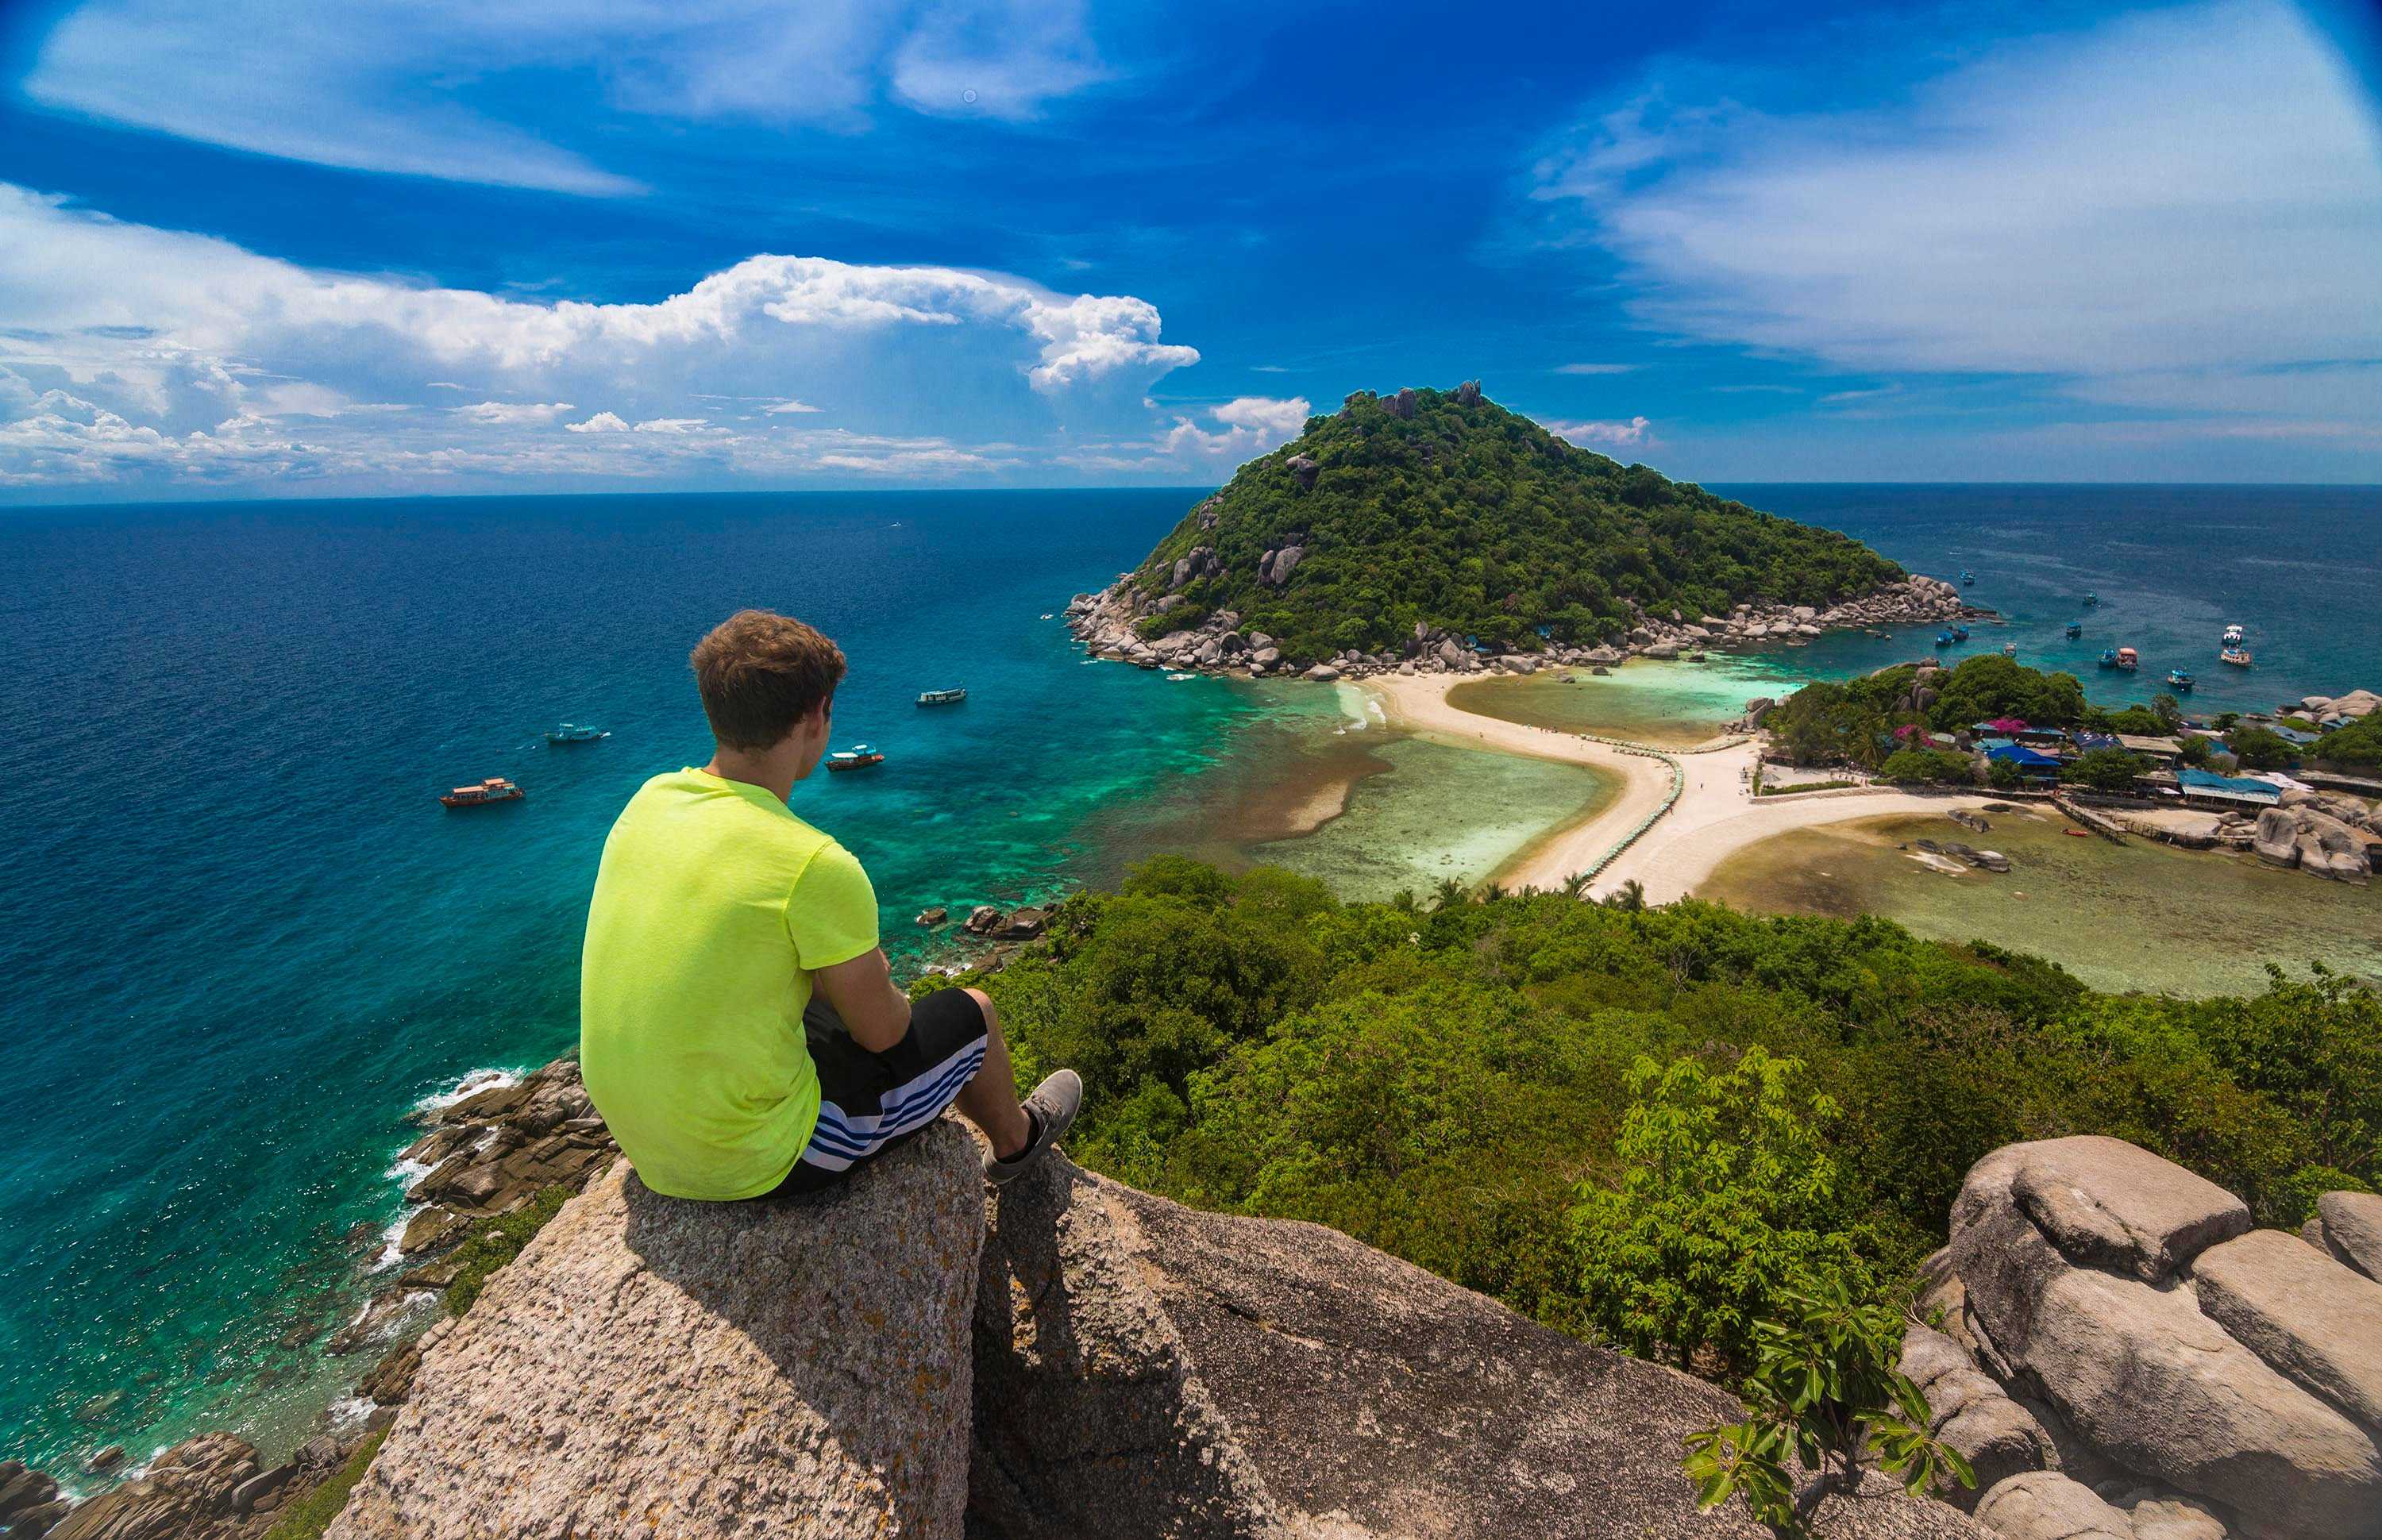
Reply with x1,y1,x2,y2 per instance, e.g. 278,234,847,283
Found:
2176,767,2282,807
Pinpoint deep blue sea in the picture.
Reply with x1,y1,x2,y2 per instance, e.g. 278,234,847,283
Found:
2,483,2376,1477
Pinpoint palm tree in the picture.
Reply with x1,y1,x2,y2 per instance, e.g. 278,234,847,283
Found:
1604,878,1647,913
1430,876,1470,912
1479,880,1509,904
1560,871,1591,900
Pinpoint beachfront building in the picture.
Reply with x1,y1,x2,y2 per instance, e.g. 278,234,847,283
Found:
2114,733,2184,763
1986,742,2063,785
2175,767,2283,810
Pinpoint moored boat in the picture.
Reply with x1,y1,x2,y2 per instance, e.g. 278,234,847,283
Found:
2098,649,2121,669
1935,630,1955,648
2222,623,2245,648
1951,625,1969,641
826,743,885,772
2083,592,2100,607
545,722,607,743
1960,570,1975,586
2002,642,2018,656
2114,646,2139,671
441,776,523,808
915,687,968,706
2218,647,2253,668
2167,669,2195,691
2064,622,2083,639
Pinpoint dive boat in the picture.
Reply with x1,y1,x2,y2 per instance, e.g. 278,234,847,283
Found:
2002,642,2018,656
441,776,523,808
2114,646,2139,672
2083,592,2100,607
1960,570,1975,586
1951,625,1970,641
1935,630,1956,648
2064,622,2083,639
2167,669,2195,691
544,722,607,744
2222,624,2245,648
2219,648,2254,668
2098,649,2121,669
915,687,967,706
826,743,885,772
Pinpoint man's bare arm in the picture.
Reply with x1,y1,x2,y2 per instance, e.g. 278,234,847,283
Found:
812,947,912,1052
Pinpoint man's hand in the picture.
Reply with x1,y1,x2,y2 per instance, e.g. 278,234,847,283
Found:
812,947,912,1053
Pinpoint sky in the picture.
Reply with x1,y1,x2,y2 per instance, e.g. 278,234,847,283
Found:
0,0,2376,500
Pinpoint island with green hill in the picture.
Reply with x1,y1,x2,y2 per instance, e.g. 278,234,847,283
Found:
1066,381,1983,677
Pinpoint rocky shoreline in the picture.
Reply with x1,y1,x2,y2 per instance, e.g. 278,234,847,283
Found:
1064,569,1988,682
2,1061,621,1540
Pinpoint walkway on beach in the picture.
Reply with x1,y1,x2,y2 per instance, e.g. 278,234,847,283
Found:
1363,673,1999,903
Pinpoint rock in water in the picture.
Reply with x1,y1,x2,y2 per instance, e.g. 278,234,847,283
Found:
48,1434,259,1540
972,1153,1983,1538
329,1123,984,1540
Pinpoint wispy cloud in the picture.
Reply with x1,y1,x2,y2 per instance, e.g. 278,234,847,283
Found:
19,0,1110,193
1529,0,2382,433
0,183,1201,493
1555,362,1636,375
1543,415,1651,447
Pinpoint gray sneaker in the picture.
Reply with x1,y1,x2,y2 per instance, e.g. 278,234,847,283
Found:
986,1069,1083,1184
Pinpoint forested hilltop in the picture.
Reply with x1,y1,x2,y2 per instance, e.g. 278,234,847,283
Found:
1125,383,1905,660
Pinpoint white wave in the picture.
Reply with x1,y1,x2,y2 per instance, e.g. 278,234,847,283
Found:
325,1396,378,1430
410,1065,522,1116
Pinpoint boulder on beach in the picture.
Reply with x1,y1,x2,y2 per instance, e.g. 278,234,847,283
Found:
47,1434,260,1540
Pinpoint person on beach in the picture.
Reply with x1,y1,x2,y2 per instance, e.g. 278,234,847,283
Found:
578,607,1081,1200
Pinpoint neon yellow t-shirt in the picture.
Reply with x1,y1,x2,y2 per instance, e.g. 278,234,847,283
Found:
579,768,879,1199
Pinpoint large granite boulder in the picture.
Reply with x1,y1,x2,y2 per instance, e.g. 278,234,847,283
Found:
2308,1189,2382,1280
328,1123,985,1540
973,1153,1982,1538
1931,1138,2382,1540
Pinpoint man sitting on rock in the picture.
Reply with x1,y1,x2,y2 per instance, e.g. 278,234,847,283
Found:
580,608,1080,1200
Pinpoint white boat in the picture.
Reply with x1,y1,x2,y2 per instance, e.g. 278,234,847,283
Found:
2222,623,2245,647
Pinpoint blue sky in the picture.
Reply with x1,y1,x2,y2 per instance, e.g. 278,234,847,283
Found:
0,0,2376,499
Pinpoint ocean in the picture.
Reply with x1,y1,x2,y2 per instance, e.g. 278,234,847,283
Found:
1,483,2376,1476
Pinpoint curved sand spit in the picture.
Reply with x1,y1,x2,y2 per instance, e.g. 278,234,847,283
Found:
1361,674,1999,903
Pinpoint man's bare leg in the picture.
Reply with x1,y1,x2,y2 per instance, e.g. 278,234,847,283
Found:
953,987,1032,1160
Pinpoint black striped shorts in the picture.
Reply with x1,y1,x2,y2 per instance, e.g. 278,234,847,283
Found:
769,987,989,1196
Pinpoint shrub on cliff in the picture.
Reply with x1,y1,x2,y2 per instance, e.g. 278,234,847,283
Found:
1879,748,1972,784
2060,747,2149,790
1127,386,1904,660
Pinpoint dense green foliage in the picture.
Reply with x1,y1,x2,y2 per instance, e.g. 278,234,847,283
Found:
1131,386,1904,660
2314,714,2382,768
441,1184,576,1315
2228,725,2298,770
1685,1275,1972,1533
1878,748,1972,784
1572,1050,1875,1377
2060,748,2149,790
261,1433,384,1540
971,860,2379,1359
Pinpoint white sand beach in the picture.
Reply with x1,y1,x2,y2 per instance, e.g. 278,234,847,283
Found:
1361,672,2001,901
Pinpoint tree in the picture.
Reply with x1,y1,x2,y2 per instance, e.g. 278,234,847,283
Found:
1879,748,1970,785
2229,726,2295,771
1431,876,1471,913
2151,692,2184,730
1604,878,1648,912
1683,1277,1972,1533
2061,748,2148,791
1561,871,1593,900
1571,1049,1875,1378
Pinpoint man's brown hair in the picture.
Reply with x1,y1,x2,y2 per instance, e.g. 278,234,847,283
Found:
690,610,847,749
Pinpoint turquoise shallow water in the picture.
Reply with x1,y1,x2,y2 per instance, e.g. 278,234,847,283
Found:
0,483,2376,1475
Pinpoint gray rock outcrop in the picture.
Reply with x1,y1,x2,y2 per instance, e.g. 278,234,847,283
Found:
2307,1190,2382,1280
329,1125,985,1540
47,1434,259,1540
1923,1137,2382,1540
974,1153,1982,1538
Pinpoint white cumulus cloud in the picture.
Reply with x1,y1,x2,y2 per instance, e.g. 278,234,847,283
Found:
1544,416,1651,448
0,184,1204,495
